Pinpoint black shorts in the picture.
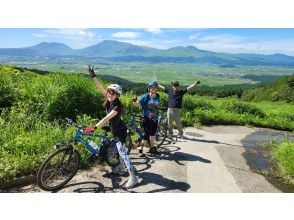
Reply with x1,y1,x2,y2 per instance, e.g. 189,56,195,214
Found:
112,125,127,143
142,118,158,140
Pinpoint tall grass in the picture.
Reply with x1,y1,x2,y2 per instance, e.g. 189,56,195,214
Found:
267,140,294,186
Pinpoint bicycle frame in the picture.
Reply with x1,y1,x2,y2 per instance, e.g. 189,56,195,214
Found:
127,116,145,141
73,128,111,156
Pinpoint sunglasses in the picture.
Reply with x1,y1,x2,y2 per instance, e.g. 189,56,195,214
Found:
149,85,157,89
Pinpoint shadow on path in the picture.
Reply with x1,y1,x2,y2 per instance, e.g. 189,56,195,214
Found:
129,171,191,193
148,147,212,165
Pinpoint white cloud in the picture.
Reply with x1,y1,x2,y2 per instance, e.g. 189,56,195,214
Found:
31,33,47,38
145,28,163,35
111,31,140,39
193,35,294,55
198,34,245,44
44,28,97,38
189,33,199,40
78,30,95,38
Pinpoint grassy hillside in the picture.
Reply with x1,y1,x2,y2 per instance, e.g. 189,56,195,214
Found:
242,75,294,102
0,64,293,183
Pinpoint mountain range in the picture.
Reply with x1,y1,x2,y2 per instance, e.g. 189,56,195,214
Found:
1,40,294,66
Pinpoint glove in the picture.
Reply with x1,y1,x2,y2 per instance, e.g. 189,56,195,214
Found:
196,80,201,85
86,65,96,78
85,126,97,134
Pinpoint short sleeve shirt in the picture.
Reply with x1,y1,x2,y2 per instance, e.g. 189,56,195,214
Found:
164,88,187,108
106,98,126,137
139,93,160,120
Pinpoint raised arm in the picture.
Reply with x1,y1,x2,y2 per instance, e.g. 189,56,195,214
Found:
132,95,142,108
86,65,107,97
158,83,165,91
187,80,201,92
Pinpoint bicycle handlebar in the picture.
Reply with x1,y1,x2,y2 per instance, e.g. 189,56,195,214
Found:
65,118,84,129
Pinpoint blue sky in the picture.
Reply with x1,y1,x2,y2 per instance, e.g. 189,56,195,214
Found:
1,28,294,55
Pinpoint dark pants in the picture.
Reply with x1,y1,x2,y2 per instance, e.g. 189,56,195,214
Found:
142,118,158,140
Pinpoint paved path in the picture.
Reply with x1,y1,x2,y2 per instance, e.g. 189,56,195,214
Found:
6,126,294,193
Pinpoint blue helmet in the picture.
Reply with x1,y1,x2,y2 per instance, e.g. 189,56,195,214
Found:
148,80,158,89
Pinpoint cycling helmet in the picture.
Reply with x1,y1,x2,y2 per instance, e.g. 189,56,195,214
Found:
171,81,179,86
148,80,158,89
107,84,122,95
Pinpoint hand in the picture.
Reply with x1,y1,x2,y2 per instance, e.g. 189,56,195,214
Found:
132,95,138,102
85,126,97,134
86,65,96,78
196,80,201,85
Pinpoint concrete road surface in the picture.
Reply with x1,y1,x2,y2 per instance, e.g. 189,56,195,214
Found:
5,126,294,193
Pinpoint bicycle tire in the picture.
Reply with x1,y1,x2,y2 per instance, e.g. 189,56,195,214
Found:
154,122,168,148
37,145,80,191
105,143,120,167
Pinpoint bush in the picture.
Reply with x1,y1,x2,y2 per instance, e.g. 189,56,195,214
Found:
270,141,294,185
47,83,104,120
222,100,265,117
0,77,14,109
183,95,215,111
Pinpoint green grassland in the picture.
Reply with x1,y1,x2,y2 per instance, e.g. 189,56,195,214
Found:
4,60,294,86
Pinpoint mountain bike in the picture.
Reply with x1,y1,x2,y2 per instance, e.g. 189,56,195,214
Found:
125,108,168,154
37,118,120,191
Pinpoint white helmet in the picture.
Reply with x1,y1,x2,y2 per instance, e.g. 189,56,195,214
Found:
107,84,122,95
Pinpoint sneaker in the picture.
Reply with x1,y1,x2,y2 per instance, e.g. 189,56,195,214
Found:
148,147,160,155
125,175,139,188
112,165,126,175
179,134,186,139
138,149,145,157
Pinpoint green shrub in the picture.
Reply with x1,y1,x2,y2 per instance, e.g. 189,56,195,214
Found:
183,95,215,111
270,141,294,185
222,99,265,117
0,77,14,109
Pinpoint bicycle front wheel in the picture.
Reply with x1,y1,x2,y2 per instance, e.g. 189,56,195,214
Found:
37,145,80,191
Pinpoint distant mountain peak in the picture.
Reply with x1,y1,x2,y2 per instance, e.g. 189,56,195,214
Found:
28,41,73,55
31,41,72,48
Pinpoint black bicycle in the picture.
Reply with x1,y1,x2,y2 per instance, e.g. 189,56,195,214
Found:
125,108,168,154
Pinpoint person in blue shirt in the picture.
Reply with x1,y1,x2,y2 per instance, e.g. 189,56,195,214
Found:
133,80,161,155
158,80,201,138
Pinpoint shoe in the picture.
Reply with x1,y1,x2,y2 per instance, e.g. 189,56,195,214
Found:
148,147,160,155
112,165,126,175
179,134,186,139
138,149,145,157
125,175,139,188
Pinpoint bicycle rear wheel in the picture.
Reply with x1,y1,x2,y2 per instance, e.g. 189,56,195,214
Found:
154,122,168,148
37,145,80,191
